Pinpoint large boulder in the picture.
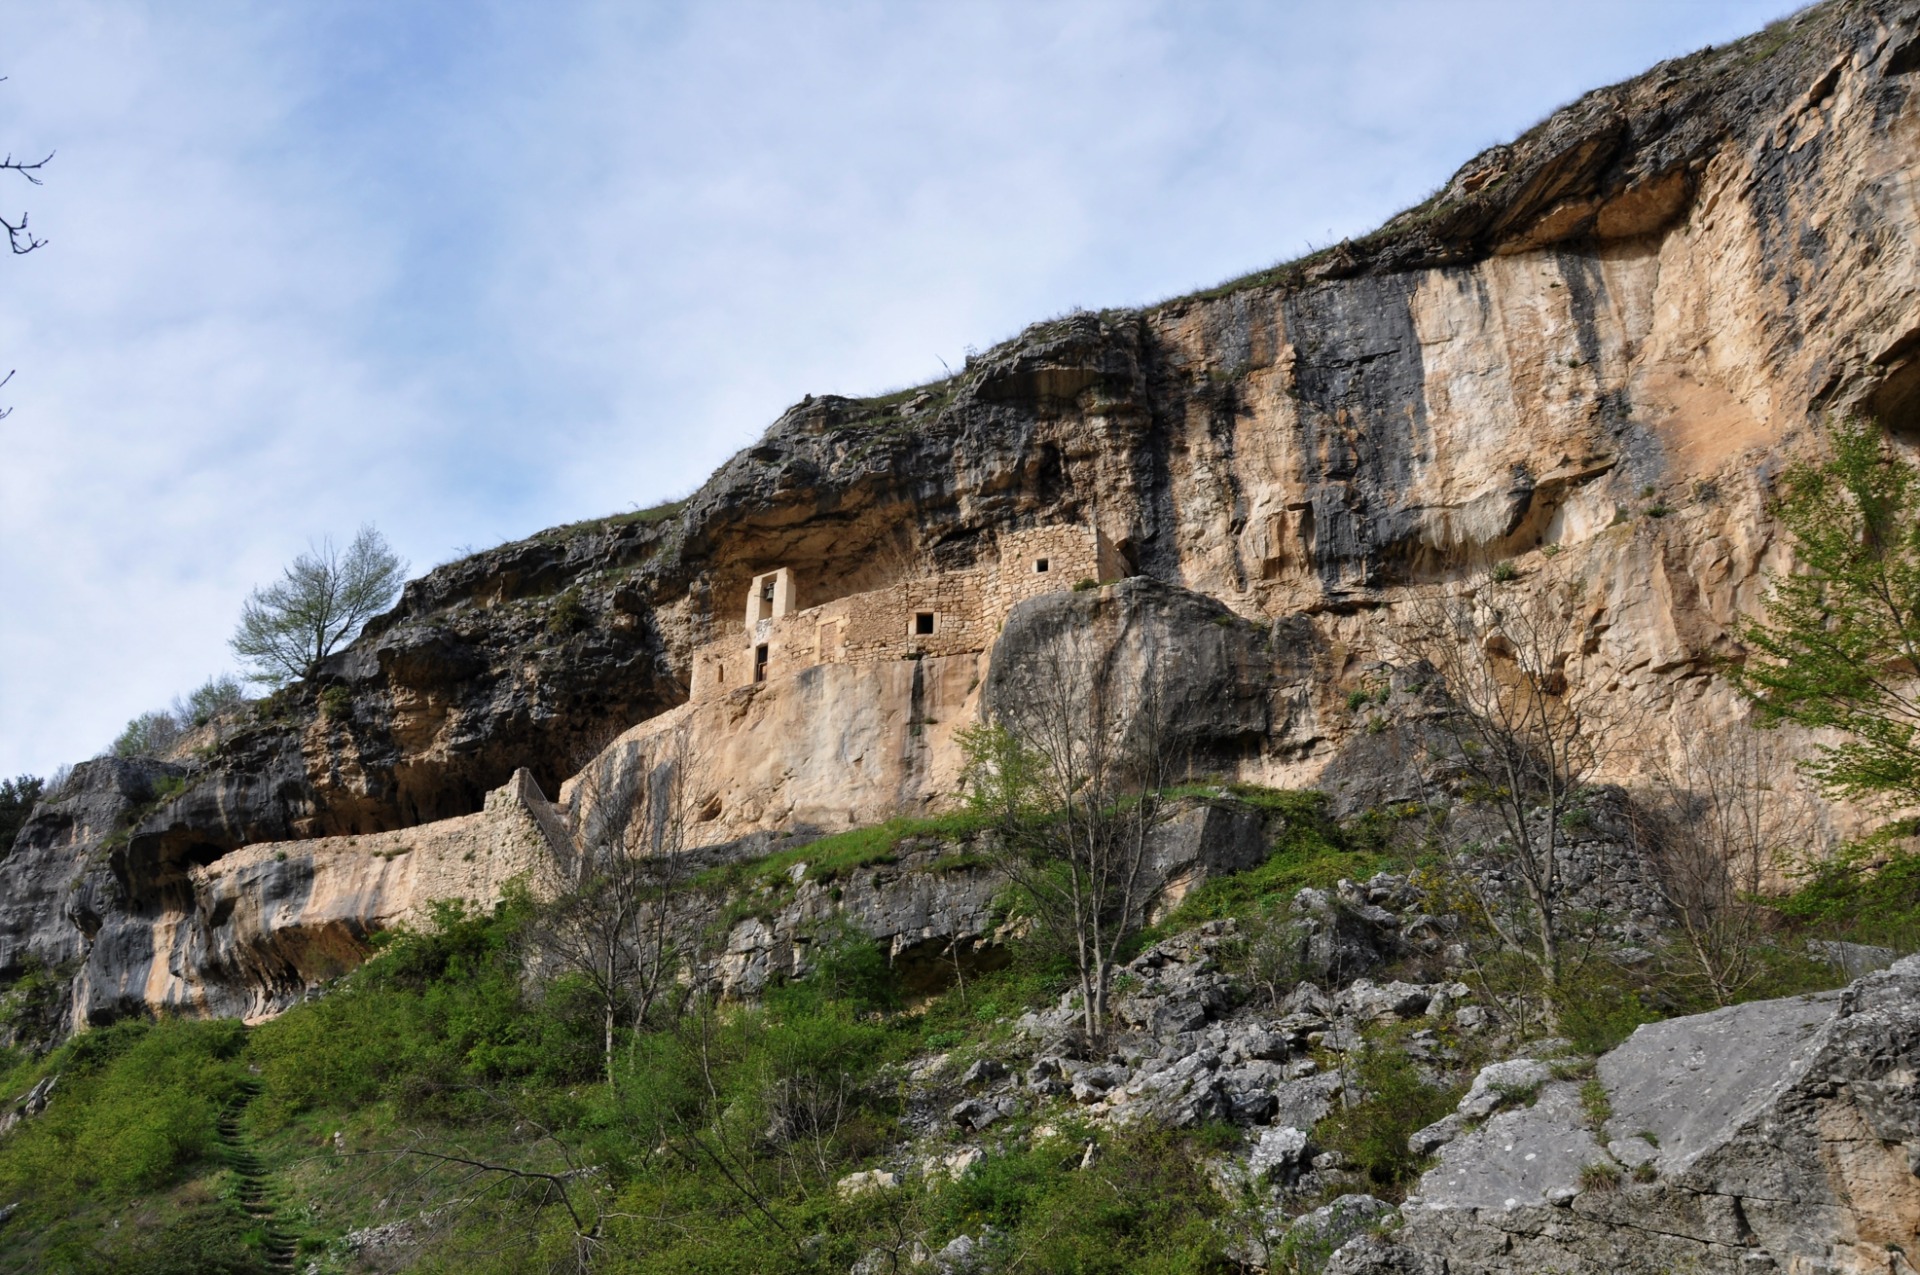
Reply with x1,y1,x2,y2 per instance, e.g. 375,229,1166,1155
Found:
1334,956,1920,1274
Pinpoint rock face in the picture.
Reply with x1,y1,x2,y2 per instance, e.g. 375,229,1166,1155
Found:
6,767,570,1034
571,575,1310,850
5,0,1920,1024
702,794,1273,1001
1334,955,1920,1274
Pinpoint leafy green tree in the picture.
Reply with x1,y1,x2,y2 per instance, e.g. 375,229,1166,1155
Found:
110,710,183,759
1732,419,1920,807
230,525,407,687
174,674,245,727
0,773,43,851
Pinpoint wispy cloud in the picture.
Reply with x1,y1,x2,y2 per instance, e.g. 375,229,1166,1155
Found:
0,0,1796,775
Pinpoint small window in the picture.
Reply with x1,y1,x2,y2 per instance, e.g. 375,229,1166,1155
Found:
753,643,769,682
1034,558,1049,573
914,612,935,635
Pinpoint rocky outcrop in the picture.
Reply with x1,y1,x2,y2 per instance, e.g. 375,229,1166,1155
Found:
1331,955,1920,1275
5,0,1919,1025
0,757,188,991
704,795,1272,1000
570,575,1314,850
22,768,570,1029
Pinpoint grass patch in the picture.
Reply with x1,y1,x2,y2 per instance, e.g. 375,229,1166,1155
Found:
1579,1078,1612,1130
1579,1161,1623,1192
547,586,590,636
1313,1031,1461,1198
318,685,352,720
539,498,690,542
1152,788,1399,932
695,811,998,894
1771,833,1920,954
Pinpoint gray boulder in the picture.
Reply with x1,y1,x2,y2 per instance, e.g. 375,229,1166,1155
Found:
1284,1195,1396,1274
1808,939,1899,979
1346,956,1920,1274
1248,1125,1313,1184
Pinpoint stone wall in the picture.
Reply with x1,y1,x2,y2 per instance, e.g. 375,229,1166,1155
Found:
689,523,1115,700
72,769,570,1025
572,652,987,850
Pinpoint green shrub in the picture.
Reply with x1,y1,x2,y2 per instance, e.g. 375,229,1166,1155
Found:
112,710,183,759
1556,965,1663,1055
185,675,245,726
1315,1036,1459,1196
915,936,1075,1038
0,774,45,852
1772,835,1920,952
778,922,899,1016
1155,789,1395,930
0,1017,249,1212
548,587,590,636
1489,559,1518,583
318,685,352,720
928,1126,1225,1274
251,895,597,1128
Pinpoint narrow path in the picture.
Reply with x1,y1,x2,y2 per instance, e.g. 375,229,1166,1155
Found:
217,1079,298,1272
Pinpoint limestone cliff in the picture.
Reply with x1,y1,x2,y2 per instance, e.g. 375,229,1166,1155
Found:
4,0,1920,1027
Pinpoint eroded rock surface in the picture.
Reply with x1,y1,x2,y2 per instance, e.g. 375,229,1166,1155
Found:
4,0,1919,1027
1335,957,1920,1275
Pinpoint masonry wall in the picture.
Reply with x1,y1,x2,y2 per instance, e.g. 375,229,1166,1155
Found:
688,523,1119,701
91,770,575,1024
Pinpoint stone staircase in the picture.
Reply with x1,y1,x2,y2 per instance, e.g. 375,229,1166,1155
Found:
217,1079,298,1271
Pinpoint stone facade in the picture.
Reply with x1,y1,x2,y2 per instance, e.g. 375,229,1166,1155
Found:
690,523,1126,700
72,769,574,1025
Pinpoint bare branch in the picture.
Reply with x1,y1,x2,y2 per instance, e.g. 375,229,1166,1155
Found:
1388,579,1627,1017
0,153,51,255
964,627,1187,1041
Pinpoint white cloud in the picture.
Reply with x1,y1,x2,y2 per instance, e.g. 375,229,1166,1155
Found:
0,0,1796,775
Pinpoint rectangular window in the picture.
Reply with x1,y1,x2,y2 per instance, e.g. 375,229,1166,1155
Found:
914,612,935,635
753,643,769,682
1034,558,1049,573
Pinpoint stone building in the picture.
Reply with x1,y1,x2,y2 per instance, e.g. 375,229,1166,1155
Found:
690,523,1128,700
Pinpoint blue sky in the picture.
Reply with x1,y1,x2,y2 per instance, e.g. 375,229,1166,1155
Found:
0,0,1798,777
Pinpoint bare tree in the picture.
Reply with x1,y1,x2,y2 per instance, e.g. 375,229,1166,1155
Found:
1,76,52,423
534,726,693,1085
0,72,51,258
962,638,1184,1041
1390,580,1616,1008
230,525,408,686
0,147,48,256
336,1088,617,1275
1636,725,1824,1006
